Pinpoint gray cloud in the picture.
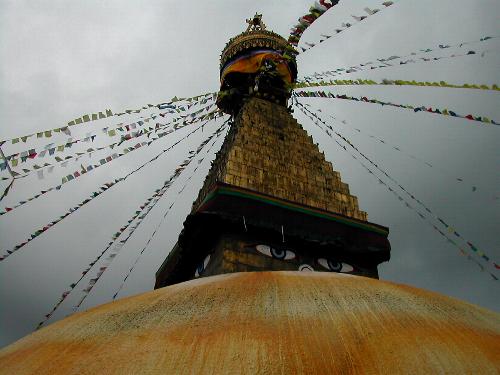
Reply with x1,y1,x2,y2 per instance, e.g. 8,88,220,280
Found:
1,0,499,348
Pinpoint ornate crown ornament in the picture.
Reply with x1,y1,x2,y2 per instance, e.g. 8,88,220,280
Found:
220,13,297,73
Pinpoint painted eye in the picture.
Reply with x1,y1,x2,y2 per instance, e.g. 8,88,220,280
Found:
194,254,211,278
256,245,295,260
317,258,354,273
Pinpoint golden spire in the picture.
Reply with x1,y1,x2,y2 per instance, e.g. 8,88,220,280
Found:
245,13,267,31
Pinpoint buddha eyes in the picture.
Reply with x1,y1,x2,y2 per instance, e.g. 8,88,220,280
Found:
256,245,296,260
194,254,211,278
317,258,354,273
253,245,353,273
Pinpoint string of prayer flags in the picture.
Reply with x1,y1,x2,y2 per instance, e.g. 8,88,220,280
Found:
0,177,124,263
110,92,215,117
72,122,228,312
295,78,500,92
295,100,498,278
67,109,113,127
4,100,216,172
15,104,216,179
296,101,498,278
112,122,230,300
1,91,216,147
72,171,191,312
346,139,497,280
0,146,15,201
0,109,222,217
0,146,13,175
36,118,227,329
302,35,499,82
288,0,339,47
0,115,224,263
0,180,14,202
298,1,396,53
294,90,499,126
322,113,476,190
5,110,112,146
34,172,185,329
0,145,137,217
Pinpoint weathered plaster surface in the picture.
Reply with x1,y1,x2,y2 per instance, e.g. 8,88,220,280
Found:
1,272,499,374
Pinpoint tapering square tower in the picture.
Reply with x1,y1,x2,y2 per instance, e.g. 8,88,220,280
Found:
156,15,390,288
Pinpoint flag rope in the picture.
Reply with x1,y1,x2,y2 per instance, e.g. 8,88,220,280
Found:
71,118,229,314
0,114,222,262
0,108,221,217
301,38,498,82
298,1,398,53
0,146,15,202
295,78,499,91
34,116,227,329
294,98,498,279
8,103,216,179
294,90,499,125
112,121,230,300
3,100,216,172
302,102,480,192
0,92,216,146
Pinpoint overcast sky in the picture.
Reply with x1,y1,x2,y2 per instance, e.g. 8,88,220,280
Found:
1,0,499,348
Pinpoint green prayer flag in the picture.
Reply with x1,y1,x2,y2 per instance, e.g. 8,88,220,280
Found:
44,131,52,137
108,129,116,137
37,132,43,138
83,115,90,122
12,138,19,144
92,113,98,121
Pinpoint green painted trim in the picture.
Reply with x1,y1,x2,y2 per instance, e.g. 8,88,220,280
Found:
199,185,388,236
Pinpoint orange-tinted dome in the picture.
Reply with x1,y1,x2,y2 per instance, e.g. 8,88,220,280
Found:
1,272,499,374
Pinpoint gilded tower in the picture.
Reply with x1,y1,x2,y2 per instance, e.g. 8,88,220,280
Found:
2,15,498,375
155,14,391,287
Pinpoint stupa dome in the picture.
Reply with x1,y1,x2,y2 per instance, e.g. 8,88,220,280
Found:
1,272,499,374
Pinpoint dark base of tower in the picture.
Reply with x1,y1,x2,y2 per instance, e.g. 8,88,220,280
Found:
155,183,390,288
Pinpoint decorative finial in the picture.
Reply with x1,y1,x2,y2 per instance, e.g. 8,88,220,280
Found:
246,13,266,32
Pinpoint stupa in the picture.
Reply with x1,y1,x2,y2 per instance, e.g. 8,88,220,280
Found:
0,15,498,375
155,13,390,287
